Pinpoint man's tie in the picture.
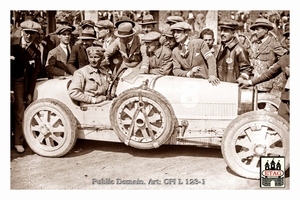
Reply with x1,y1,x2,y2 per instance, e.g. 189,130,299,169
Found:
66,47,70,61
126,44,130,56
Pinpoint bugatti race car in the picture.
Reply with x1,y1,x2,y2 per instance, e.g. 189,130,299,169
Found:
23,68,289,179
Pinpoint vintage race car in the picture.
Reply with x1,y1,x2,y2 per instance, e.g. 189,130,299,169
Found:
23,68,289,179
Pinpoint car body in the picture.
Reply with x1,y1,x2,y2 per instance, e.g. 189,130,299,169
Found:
23,68,289,179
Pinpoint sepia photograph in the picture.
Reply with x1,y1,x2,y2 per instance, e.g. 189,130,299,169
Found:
5,0,298,197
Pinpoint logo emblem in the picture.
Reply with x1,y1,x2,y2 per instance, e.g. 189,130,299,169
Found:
260,156,285,188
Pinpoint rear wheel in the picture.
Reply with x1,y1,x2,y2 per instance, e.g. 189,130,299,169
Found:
23,98,77,157
221,110,289,179
110,87,175,149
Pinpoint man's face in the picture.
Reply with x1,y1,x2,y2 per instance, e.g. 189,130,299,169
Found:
145,40,159,53
220,28,234,43
58,31,71,45
285,35,290,50
141,24,155,34
253,26,268,40
81,39,94,49
165,36,177,49
88,54,102,68
23,30,38,43
120,35,133,44
202,34,214,49
95,27,109,38
173,29,188,43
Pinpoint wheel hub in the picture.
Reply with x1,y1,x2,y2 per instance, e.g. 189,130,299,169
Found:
254,144,266,156
40,125,50,135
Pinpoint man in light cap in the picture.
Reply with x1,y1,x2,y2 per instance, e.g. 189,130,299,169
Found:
170,22,220,86
215,19,253,83
103,19,143,76
250,17,287,94
45,11,75,52
94,19,123,73
68,46,112,106
11,20,42,153
45,25,73,78
66,29,98,75
166,16,184,26
141,31,173,75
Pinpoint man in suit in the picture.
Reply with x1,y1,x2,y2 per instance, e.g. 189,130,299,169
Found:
66,29,97,75
103,19,143,76
215,19,253,83
11,20,42,153
44,12,75,53
170,22,220,86
141,31,173,75
45,25,73,78
250,18,287,93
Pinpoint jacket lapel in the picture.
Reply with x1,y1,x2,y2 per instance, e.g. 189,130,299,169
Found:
255,37,271,58
57,45,67,64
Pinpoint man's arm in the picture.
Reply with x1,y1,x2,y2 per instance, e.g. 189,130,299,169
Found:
66,46,79,75
149,47,173,75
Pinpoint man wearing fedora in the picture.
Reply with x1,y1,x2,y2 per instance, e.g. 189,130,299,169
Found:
66,29,98,75
45,25,73,78
141,31,173,75
170,22,220,86
250,18,287,93
104,18,143,76
215,19,253,83
138,14,158,41
94,19,122,73
11,20,42,153
45,12,76,53
239,26,290,123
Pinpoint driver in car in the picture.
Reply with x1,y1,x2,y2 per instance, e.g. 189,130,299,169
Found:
68,46,112,106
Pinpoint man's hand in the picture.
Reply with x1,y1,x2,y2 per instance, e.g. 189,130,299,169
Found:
238,80,252,88
191,66,201,73
208,75,220,86
100,57,110,67
95,95,107,103
139,67,149,74
25,94,32,105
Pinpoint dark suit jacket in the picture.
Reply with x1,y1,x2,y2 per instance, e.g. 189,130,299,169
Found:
45,44,71,77
11,36,41,96
66,43,89,75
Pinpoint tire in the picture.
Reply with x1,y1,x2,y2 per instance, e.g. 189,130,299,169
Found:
257,93,280,113
110,87,175,149
221,110,289,179
23,98,77,157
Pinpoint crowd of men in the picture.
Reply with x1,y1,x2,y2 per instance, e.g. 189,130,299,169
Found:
10,11,290,153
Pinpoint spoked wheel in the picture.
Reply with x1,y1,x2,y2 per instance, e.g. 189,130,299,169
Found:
221,110,289,179
257,93,280,113
23,98,77,157
110,87,175,149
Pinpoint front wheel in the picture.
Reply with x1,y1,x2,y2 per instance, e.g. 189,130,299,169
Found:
23,98,77,157
221,110,289,179
110,87,175,149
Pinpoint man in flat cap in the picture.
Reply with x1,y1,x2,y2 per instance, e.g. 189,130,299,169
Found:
11,20,42,153
166,16,184,26
66,29,98,75
45,12,76,53
94,20,122,73
162,27,178,51
45,25,73,78
141,31,173,75
170,22,220,86
215,19,253,83
249,18,287,93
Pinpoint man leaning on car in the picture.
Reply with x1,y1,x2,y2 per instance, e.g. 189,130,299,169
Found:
170,22,220,86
